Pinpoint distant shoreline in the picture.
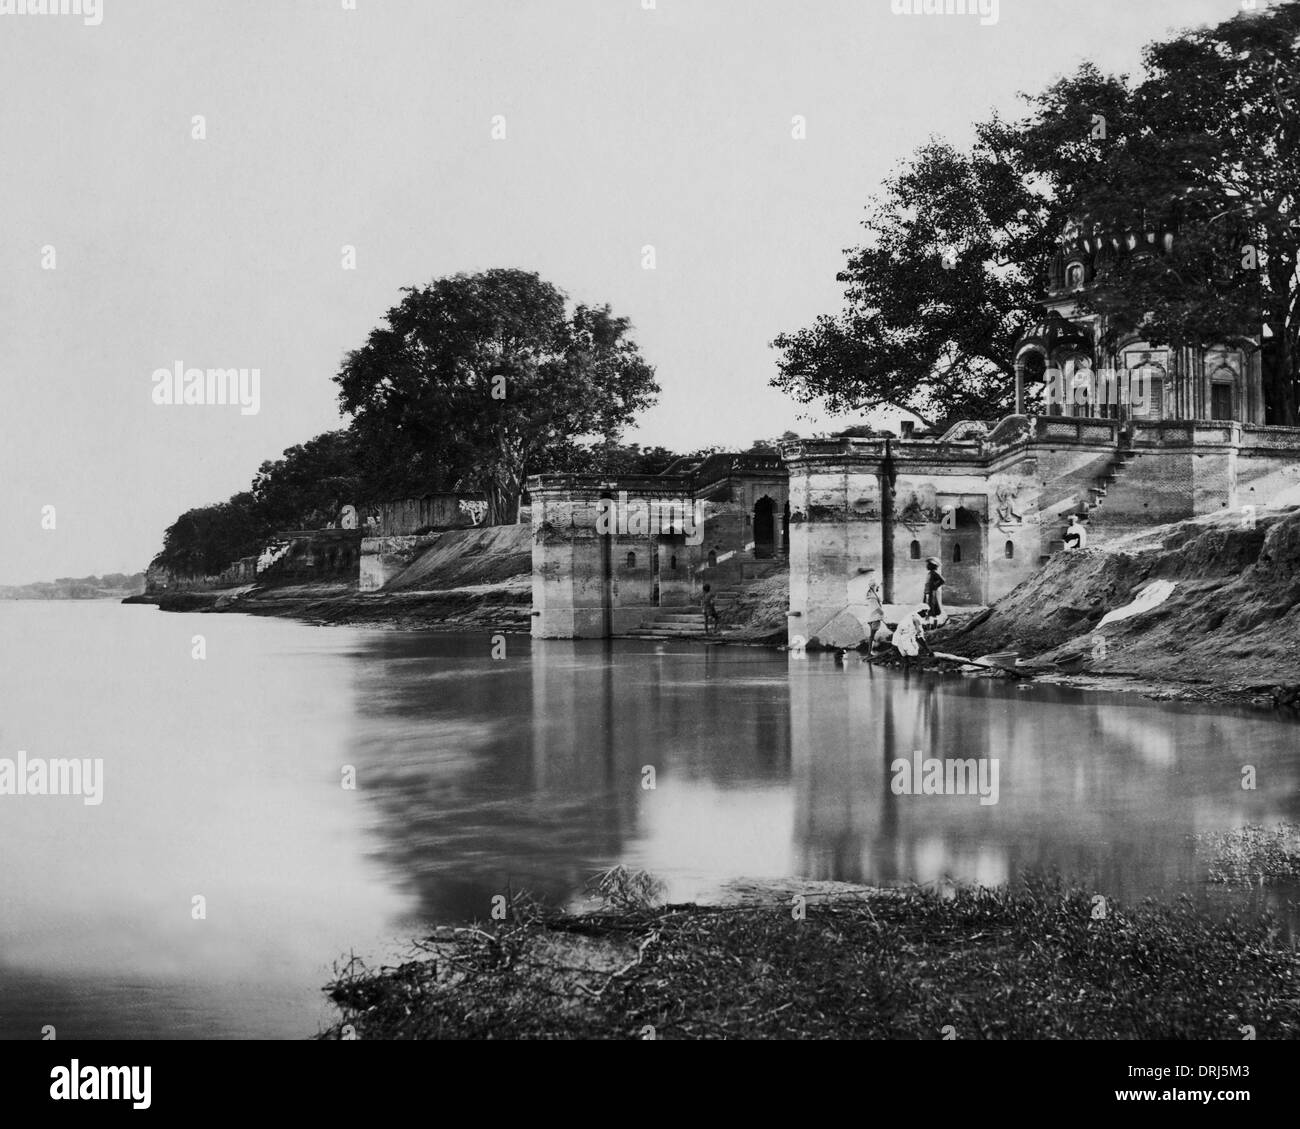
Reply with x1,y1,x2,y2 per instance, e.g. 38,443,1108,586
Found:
121,579,1296,715
3,589,145,602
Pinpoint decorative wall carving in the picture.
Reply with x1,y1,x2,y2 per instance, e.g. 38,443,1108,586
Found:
994,480,1026,527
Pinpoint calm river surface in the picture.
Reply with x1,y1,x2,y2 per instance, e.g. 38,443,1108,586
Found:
0,601,1296,1038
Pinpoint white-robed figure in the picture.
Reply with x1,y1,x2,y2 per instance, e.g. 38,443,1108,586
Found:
891,609,926,658
1065,514,1089,550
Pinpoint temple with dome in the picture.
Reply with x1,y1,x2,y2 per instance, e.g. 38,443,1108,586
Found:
1012,220,1265,425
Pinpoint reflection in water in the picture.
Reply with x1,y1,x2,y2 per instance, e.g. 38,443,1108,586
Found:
345,636,794,922
789,654,1300,925
347,634,1299,930
0,603,1295,1038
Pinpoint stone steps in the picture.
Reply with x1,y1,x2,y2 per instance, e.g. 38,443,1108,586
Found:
636,568,782,637
1050,445,1135,537
639,606,714,638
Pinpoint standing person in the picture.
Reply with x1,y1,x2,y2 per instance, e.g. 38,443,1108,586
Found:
858,567,886,650
701,584,719,635
923,556,945,621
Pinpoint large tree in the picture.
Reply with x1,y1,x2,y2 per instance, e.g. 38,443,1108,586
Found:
774,3,1299,426
336,269,659,524
771,137,1047,428
1062,2,1300,424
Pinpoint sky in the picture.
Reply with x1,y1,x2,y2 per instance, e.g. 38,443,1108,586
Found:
0,0,1252,584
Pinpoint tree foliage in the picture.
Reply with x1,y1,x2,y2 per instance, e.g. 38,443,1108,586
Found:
155,493,265,577
1066,2,1300,423
774,3,1300,425
250,430,367,531
154,272,666,575
772,138,1044,428
335,269,659,524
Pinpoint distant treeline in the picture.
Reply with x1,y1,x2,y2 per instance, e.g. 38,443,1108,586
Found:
152,426,748,580
152,267,791,582
0,573,146,600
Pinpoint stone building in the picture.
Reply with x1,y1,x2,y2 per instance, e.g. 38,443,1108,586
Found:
782,220,1300,648
529,453,788,638
783,417,1300,646
1013,219,1265,424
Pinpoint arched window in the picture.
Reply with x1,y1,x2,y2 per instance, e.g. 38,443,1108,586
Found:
952,544,963,564
626,552,636,569
909,541,921,560
1123,356,1167,421
707,549,717,568
1005,541,1015,559
669,555,677,571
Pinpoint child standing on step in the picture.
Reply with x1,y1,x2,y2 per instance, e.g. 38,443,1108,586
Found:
702,584,720,635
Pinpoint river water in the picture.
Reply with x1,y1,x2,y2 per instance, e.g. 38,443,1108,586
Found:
0,601,1296,1038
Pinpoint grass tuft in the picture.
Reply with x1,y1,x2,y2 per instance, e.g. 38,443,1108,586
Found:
320,876,1300,1040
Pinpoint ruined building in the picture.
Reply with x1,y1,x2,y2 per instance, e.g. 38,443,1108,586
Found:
531,219,1300,644
529,453,787,638
783,220,1300,646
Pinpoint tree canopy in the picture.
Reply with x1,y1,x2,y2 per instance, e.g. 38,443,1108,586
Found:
335,269,660,524
773,2,1300,426
155,493,265,577
152,270,670,576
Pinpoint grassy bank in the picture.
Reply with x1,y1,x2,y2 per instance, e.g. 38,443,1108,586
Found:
320,875,1300,1040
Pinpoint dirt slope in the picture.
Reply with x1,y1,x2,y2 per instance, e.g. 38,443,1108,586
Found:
384,524,533,591
943,508,1300,689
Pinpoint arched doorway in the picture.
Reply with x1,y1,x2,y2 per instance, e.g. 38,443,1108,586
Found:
937,505,986,605
754,496,776,559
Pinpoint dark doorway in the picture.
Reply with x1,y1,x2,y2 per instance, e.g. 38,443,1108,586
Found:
938,506,986,605
1212,383,1234,421
599,492,614,638
754,497,776,559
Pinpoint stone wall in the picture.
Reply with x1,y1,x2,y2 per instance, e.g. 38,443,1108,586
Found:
782,417,1300,648
358,533,442,592
529,466,789,639
1238,425,1300,511
144,555,258,593
257,530,362,584
372,494,486,536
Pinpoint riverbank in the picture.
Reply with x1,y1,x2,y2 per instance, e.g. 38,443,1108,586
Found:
127,579,533,631
126,507,1300,708
320,872,1300,1040
931,506,1300,710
